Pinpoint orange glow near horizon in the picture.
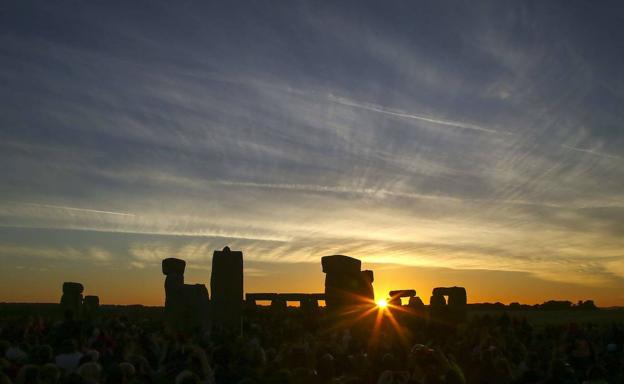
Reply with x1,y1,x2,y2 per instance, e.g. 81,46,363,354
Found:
1,259,623,307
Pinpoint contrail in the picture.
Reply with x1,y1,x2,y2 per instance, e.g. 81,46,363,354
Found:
328,94,507,135
0,223,290,243
562,144,622,161
216,180,464,202
22,203,136,217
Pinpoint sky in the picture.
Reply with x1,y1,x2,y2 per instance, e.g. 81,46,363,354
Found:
1,1,623,306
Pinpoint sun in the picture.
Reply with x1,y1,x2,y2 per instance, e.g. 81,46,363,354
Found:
376,299,388,308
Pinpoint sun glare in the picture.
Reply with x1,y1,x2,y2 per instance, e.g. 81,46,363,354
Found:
376,299,388,308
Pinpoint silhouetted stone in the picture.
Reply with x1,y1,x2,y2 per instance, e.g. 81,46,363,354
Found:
182,284,211,330
162,258,185,315
446,287,467,307
83,295,99,307
388,289,416,307
388,297,401,307
389,289,416,298
321,255,361,274
162,258,186,276
246,292,276,307
324,273,357,307
271,297,287,312
62,282,84,295
361,270,374,283
161,258,210,332
83,295,100,321
60,282,84,319
245,293,324,314
301,296,320,312
211,246,243,330
429,286,468,324
408,296,425,310
430,293,446,307
359,270,375,300
322,255,374,311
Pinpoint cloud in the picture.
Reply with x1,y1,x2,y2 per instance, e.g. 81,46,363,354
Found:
327,95,509,135
562,144,623,161
22,203,135,217
0,243,113,263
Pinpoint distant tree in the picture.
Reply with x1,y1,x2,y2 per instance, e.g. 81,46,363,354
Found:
539,300,572,310
575,300,598,310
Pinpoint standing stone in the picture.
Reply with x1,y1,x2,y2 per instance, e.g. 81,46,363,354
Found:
429,293,446,307
429,292,447,322
271,297,287,312
322,255,375,310
429,286,468,324
447,287,467,307
183,284,211,330
83,295,100,321
211,246,243,330
162,258,211,332
300,296,320,313
388,290,416,307
162,258,186,327
447,286,467,322
359,270,375,301
322,255,361,275
408,296,425,309
196,284,211,329
60,282,84,319
408,296,426,316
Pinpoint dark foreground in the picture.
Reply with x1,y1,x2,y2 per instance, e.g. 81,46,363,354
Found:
1,304,623,384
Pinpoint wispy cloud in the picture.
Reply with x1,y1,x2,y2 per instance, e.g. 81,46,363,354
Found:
328,95,508,135
215,180,465,202
562,144,623,161
22,203,136,217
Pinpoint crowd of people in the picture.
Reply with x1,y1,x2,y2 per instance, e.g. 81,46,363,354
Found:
1,306,622,384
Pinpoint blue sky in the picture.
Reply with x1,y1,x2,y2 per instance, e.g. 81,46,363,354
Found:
1,1,623,305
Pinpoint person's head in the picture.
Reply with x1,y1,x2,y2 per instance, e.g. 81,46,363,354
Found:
118,362,135,380
175,370,201,384
409,344,436,371
317,353,334,381
237,378,257,384
5,344,27,363
78,362,102,383
40,363,61,384
59,339,78,354
291,367,318,384
103,362,134,384
65,372,88,384
186,346,211,379
586,364,607,381
0,341,9,357
381,353,396,371
33,345,53,365
16,364,41,384
445,368,465,384
572,338,592,357
548,359,575,379
82,350,100,364
126,354,152,376
267,369,292,384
